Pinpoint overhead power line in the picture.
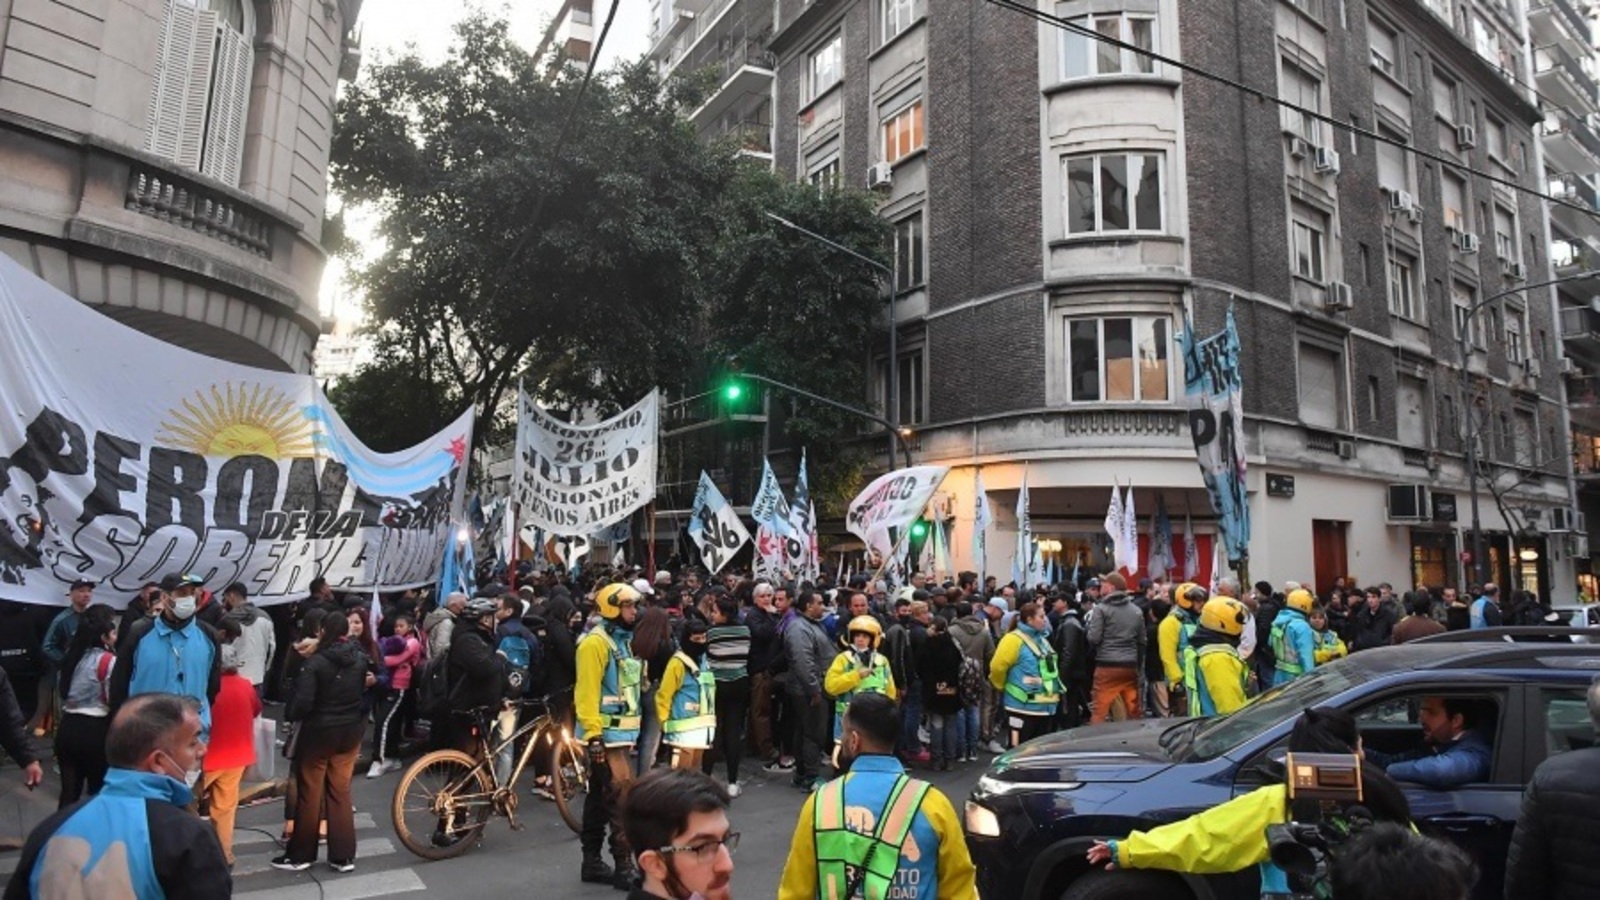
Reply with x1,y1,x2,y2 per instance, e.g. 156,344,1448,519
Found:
982,0,1600,224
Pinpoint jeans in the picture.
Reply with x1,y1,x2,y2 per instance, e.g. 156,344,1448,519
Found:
634,684,662,777
491,705,518,785
928,712,959,763
897,685,924,755
955,704,979,756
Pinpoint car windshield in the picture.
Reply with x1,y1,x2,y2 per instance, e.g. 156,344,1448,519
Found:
1184,663,1367,761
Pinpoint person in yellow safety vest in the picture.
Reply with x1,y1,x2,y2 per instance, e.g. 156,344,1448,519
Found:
576,582,643,889
1268,589,1319,688
1181,597,1250,717
658,618,717,772
1159,583,1206,716
988,602,1062,748
824,615,898,752
779,693,976,900
1309,606,1348,665
1084,708,1416,899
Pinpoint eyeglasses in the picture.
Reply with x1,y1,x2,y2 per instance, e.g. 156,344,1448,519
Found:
657,832,739,863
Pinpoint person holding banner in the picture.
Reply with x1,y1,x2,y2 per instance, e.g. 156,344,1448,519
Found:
576,582,643,889
989,602,1063,748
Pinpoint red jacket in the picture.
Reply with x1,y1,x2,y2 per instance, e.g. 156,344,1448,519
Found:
204,673,262,772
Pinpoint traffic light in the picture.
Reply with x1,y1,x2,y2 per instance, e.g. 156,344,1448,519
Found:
723,380,743,402
910,520,929,540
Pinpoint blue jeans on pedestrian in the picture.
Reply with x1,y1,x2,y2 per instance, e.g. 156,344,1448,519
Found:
634,684,662,777
956,704,979,757
928,712,959,764
897,686,924,755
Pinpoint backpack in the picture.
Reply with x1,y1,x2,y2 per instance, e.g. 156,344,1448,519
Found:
496,631,538,700
413,654,453,718
957,653,985,706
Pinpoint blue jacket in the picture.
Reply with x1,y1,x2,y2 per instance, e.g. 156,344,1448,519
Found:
6,768,230,899
1378,730,1494,789
109,617,221,739
1268,609,1317,687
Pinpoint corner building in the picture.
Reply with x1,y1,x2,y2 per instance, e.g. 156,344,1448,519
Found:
765,0,1595,599
0,0,361,372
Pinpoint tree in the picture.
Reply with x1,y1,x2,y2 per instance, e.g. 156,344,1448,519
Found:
323,336,463,453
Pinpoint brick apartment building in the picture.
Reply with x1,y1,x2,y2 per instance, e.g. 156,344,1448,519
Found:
655,0,1598,599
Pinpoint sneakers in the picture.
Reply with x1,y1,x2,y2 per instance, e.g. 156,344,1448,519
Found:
329,859,355,874
726,782,742,799
383,759,402,774
983,739,1008,754
366,761,385,779
269,855,311,872
762,757,795,774
532,785,557,801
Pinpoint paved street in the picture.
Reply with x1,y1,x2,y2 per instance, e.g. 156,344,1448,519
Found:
0,737,991,898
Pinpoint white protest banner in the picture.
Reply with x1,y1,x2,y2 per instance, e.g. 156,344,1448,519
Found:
514,387,657,537
845,466,949,559
749,460,791,535
687,472,750,576
0,254,472,606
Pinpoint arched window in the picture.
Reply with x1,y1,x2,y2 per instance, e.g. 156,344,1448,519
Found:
144,0,254,186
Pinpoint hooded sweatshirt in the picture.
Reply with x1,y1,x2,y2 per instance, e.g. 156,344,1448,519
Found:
948,614,995,672
285,638,371,732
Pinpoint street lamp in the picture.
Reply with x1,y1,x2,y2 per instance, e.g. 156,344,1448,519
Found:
1458,270,1600,588
764,212,902,465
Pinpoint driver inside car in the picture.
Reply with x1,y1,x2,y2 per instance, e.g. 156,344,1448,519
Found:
1366,696,1492,790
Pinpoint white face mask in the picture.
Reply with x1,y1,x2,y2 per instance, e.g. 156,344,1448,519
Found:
170,596,197,620
160,751,202,789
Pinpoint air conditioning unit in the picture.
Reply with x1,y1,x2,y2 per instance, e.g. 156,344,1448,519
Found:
1457,231,1481,253
1314,146,1342,175
1407,204,1423,224
1291,138,1310,159
1387,484,1431,521
1571,533,1591,557
867,162,894,191
1324,280,1355,312
1550,506,1576,533
1388,189,1416,212
1561,357,1580,376
1525,357,1542,378
1502,259,1526,279
1457,123,1478,148
1336,439,1357,459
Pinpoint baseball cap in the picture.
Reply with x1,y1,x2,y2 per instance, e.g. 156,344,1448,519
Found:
1085,577,1102,590
68,578,96,590
987,597,1008,613
632,578,655,596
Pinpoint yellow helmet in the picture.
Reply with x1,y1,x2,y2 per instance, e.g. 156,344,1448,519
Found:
1173,582,1206,612
846,615,882,650
1199,597,1249,637
1286,588,1315,614
594,582,641,619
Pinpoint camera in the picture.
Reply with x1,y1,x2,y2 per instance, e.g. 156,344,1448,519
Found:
1264,753,1372,900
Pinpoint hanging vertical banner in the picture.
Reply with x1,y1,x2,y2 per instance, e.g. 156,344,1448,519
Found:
0,251,472,606
513,386,658,537
1179,310,1251,564
786,451,815,579
1103,483,1125,572
1118,486,1139,574
972,469,993,587
1182,512,1200,581
1013,467,1032,588
687,472,750,576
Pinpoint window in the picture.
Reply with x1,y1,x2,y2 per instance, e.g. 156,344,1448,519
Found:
881,100,924,164
1291,212,1326,282
1065,153,1164,235
806,147,841,189
1376,131,1411,194
1471,16,1498,65
808,33,842,100
1281,58,1323,144
1494,206,1517,262
1432,70,1457,122
1440,171,1468,232
1453,283,1483,349
1485,115,1507,161
1298,342,1347,430
876,351,925,424
1388,253,1418,320
894,212,925,291
1540,688,1592,758
882,0,918,43
1062,13,1156,79
1369,19,1399,79
144,0,253,185
1506,306,1527,365
1066,316,1172,403
1368,375,1381,423
1396,375,1429,446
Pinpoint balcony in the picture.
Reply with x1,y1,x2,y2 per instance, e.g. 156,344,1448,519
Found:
689,43,776,130
1576,428,1600,482
1530,0,1592,56
1535,43,1600,116
1542,110,1600,174
124,166,274,258
727,120,773,158
656,0,743,72
1550,174,1600,240
1553,235,1587,273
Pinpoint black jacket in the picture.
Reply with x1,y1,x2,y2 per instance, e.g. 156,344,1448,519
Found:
1052,612,1092,684
744,604,779,675
1350,602,1397,651
285,638,370,730
0,668,35,767
1505,745,1600,900
538,596,578,698
917,633,965,715
447,622,504,711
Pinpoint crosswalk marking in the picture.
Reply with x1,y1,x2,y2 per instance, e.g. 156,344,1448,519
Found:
233,836,396,877
233,868,427,900
233,812,379,846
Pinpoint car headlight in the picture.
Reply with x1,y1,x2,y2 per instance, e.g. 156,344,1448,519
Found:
965,800,1001,837
975,774,1081,798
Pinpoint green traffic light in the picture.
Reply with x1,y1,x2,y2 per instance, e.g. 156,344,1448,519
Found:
725,382,743,401
910,521,928,539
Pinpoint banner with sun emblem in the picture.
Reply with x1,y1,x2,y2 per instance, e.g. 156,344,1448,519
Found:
0,253,473,606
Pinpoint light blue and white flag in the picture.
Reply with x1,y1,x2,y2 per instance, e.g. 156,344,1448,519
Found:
688,472,751,576
973,469,993,587
1179,309,1251,565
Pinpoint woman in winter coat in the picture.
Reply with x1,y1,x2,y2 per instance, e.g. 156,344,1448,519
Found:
273,611,374,872
918,617,967,771
54,604,117,807
370,614,422,778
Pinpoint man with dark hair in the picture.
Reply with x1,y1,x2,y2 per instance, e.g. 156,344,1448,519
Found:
1391,593,1445,644
7,694,230,899
778,693,976,900
1504,675,1600,898
621,768,735,900
1351,587,1396,651
1369,696,1492,788
219,581,274,699
783,591,834,792
1328,822,1475,900
110,573,221,740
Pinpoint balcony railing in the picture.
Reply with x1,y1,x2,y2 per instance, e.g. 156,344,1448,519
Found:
1534,0,1592,47
124,165,274,259
1536,42,1600,105
701,43,776,88
1544,110,1600,164
728,121,772,154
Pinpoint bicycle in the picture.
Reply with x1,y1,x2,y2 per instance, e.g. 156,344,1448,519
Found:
391,692,591,860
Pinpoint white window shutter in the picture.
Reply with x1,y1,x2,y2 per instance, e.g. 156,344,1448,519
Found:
201,26,251,185
176,9,218,172
144,1,214,173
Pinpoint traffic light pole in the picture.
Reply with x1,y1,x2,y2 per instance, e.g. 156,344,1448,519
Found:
735,371,913,469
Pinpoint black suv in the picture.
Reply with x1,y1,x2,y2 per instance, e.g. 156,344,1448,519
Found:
964,630,1600,900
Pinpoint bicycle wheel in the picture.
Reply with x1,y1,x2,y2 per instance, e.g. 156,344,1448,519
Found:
550,736,590,834
392,749,496,860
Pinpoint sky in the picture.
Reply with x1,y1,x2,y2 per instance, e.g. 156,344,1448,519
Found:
320,0,653,322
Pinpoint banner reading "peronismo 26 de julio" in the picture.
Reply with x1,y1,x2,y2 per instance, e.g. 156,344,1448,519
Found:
0,253,473,607
512,387,658,537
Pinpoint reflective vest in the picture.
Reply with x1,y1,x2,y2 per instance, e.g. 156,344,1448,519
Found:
662,652,716,749
585,627,642,746
814,773,932,900
834,651,893,733
1269,611,1312,685
1190,644,1246,717
1176,618,1204,697
1469,597,1493,630
1003,630,1062,715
